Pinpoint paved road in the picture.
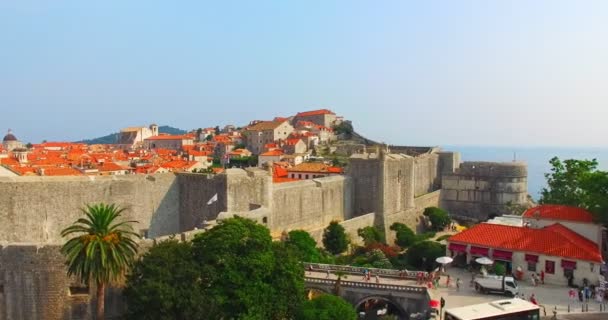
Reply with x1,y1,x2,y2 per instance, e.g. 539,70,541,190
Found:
431,268,607,316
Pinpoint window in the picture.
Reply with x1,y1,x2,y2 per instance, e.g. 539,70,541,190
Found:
305,175,309,179
298,174,302,179
262,217,268,224
545,260,555,274
527,261,537,272
69,286,90,296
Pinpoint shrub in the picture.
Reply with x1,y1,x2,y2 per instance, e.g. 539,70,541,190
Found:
390,223,417,248
357,226,385,246
285,230,322,263
403,241,446,271
365,242,399,258
323,221,350,255
417,232,436,241
423,207,451,231
494,263,506,276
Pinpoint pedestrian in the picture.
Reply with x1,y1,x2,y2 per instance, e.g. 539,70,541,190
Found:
446,275,451,288
375,274,380,283
326,269,330,279
578,288,584,302
540,270,545,285
363,269,368,281
584,286,591,301
531,274,536,287
456,278,462,292
529,294,538,305
568,288,576,302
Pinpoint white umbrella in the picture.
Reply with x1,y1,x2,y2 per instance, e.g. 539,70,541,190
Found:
475,257,494,265
436,256,453,264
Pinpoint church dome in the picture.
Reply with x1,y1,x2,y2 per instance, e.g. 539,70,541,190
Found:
3,130,17,142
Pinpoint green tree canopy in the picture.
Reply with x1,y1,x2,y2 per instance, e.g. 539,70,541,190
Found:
390,223,417,248
540,157,608,224
61,203,139,320
285,230,322,263
297,294,357,320
323,221,350,255
192,216,304,320
403,241,445,271
123,240,207,320
423,207,451,231
357,226,385,246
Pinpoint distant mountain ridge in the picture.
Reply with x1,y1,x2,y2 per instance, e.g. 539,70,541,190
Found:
77,125,187,144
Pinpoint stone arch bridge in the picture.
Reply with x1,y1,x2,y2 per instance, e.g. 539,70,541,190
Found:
304,263,432,319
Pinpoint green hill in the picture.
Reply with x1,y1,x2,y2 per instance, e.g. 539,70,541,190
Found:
77,125,187,144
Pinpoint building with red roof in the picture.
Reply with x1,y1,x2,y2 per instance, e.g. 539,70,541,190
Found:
522,205,606,259
286,162,343,180
144,135,194,151
447,220,604,286
259,149,284,168
293,109,339,128
282,138,307,154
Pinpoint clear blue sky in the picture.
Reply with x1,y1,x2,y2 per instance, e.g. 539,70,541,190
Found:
2,1,607,146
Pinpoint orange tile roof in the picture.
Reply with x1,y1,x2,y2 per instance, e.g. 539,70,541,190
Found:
296,109,335,117
448,223,602,263
260,150,284,156
523,205,595,223
273,165,289,178
42,167,83,176
98,162,129,172
273,117,289,122
212,167,225,174
284,138,302,146
161,160,198,170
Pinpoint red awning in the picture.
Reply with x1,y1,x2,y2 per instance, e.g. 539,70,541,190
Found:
448,243,467,252
492,250,513,261
525,254,539,263
470,246,489,256
561,260,577,270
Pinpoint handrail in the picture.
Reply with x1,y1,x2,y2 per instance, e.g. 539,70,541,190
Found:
303,262,429,279
304,277,426,293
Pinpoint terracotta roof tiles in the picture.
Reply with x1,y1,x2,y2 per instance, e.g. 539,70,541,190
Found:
448,223,602,263
523,205,595,223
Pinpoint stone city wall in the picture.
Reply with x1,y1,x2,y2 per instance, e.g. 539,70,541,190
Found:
0,174,180,244
270,176,353,232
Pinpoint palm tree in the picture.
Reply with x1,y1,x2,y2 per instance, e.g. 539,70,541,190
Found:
61,203,139,319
